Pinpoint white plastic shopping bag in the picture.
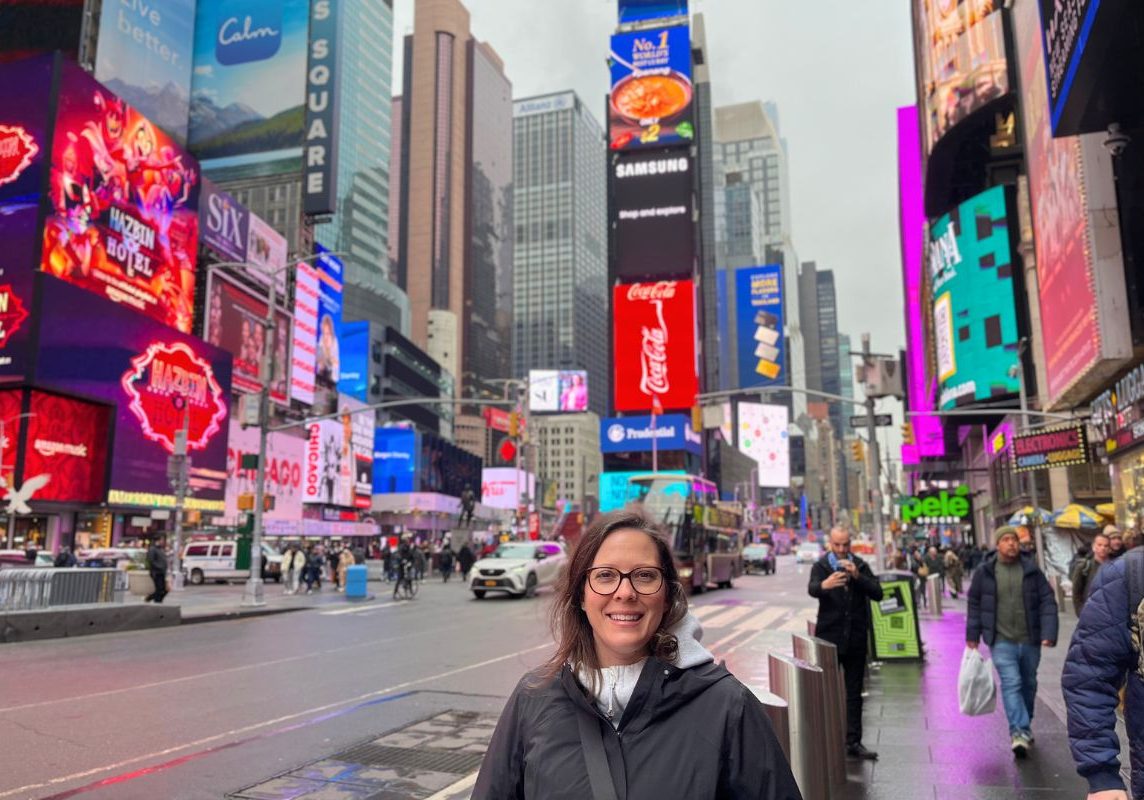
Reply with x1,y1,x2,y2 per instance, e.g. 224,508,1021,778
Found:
958,646,996,716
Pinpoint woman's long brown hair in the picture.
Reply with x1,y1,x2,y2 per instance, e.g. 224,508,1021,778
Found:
540,508,688,681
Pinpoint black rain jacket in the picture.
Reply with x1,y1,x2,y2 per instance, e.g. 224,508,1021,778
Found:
471,656,802,800
807,553,883,655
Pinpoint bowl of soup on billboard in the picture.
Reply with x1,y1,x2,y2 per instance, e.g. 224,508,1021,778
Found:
610,70,692,124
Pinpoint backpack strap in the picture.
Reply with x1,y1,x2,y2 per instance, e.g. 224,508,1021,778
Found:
576,708,620,800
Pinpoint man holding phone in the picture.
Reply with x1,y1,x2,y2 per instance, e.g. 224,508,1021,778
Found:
809,526,885,760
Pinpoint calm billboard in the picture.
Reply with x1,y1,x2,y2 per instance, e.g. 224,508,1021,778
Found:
613,280,697,412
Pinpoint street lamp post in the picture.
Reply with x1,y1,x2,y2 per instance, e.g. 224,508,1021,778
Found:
1012,339,1046,572
1,412,37,549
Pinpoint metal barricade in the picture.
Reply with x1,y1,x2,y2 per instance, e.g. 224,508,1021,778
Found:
792,633,847,789
748,686,791,763
0,568,123,610
768,652,831,800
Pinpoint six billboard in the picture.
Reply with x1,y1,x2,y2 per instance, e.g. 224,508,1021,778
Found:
613,280,697,412
41,62,200,333
188,0,308,170
204,271,291,405
734,265,785,388
737,402,790,489
199,178,248,263
612,150,694,279
93,0,196,143
929,185,1022,411
608,24,693,151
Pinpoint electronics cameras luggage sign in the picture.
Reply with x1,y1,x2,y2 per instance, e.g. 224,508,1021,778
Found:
303,0,340,216
613,280,697,412
1012,423,1089,472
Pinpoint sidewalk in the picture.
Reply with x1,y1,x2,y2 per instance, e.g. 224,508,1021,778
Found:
842,592,1087,800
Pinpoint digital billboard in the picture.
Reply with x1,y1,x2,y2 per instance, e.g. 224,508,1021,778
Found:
0,205,38,381
0,390,22,489
608,25,693,151
290,260,319,405
929,185,1021,410
315,246,343,387
93,0,196,143
737,402,790,489
612,151,694,279
481,467,535,510
342,395,374,510
246,212,288,296
188,0,308,169
613,280,697,412
897,106,945,462
204,272,291,405
21,391,113,504
734,265,785,388
1012,423,1089,472
303,395,373,509
0,55,54,206
600,414,702,455
199,178,248,262
41,62,200,333
373,427,416,494
34,275,232,511
338,320,369,401
529,369,589,412
598,469,686,512
618,1,688,25
916,1,1008,151
1014,0,1109,407
420,432,483,499
223,420,304,523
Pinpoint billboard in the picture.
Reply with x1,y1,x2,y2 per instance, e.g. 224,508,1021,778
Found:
373,427,416,494
734,265,785,388
737,402,790,489
199,178,248,262
0,56,54,206
302,0,341,216
599,414,702,455
1012,423,1089,472
337,320,369,401
613,280,697,412
302,396,372,509
481,467,536,510
290,259,319,405
93,0,196,143
42,62,200,333
929,185,1021,410
897,107,945,463
204,271,291,405
34,275,232,511
608,25,693,151
420,432,483,499
246,213,288,295
617,1,688,24
0,205,38,382
598,469,686,512
916,1,1008,151
529,369,589,412
188,0,309,169
612,151,694,279
223,420,304,523
21,391,113,504
315,246,343,387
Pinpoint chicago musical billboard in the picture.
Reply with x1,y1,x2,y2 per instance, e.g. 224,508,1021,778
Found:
613,280,698,412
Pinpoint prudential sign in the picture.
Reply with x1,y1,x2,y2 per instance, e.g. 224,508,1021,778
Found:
599,414,702,455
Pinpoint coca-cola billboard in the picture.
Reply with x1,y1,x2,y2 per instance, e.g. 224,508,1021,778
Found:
613,280,698,412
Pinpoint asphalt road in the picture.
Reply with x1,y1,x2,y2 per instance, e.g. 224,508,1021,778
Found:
0,554,817,799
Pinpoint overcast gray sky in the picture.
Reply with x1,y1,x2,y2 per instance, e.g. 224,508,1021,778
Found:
392,0,916,357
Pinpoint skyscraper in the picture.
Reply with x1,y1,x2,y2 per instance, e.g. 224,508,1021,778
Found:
396,0,513,395
511,91,608,416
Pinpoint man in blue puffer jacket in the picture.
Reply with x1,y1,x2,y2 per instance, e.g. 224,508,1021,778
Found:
1062,549,1144,800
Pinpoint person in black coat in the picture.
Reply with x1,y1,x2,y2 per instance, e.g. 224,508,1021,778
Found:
457,543,476,581
808,527,884,760
145,536,168,603
473,508,801,800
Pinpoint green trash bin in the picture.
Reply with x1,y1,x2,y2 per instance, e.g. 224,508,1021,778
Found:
869,571,923,660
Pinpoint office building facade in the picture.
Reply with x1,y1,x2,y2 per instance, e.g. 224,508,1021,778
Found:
534,413,603,510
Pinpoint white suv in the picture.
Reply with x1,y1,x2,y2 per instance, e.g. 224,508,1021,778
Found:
470,541,567,599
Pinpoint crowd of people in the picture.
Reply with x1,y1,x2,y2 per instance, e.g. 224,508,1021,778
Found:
277,542,366,595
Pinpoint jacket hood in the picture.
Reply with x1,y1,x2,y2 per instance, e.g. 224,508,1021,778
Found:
669,610,715,669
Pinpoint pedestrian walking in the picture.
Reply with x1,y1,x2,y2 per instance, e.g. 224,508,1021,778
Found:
925,545,945,597
1108,526,1126,560
808,526,885,760
327,545,341,587
439,546,455,582
145,536,168,604
1070,531,1111,616
1062,544,1144,800
337,545,354,592
53,547,77,568
472,508,801,799
944,547,964,599
286,546,305,594
966,525,1059,758
414,543,427,581
458,543,475,581
304,545,323,594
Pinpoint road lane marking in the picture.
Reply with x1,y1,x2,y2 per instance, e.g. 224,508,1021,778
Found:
319,601,405,615
0,642,551,800
425,770,479,799
734,606,787,631
702,605,755,629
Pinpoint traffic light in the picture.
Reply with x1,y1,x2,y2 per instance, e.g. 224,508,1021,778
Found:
690,405,703,432
902,422,915,446
851,439,866,464
508,411,520,438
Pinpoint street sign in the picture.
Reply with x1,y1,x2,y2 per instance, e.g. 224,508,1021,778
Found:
851,414,893,428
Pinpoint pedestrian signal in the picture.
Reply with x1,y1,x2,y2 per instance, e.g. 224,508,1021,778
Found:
902,422,915,446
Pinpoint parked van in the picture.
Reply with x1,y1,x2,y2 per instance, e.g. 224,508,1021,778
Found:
181,541,282,585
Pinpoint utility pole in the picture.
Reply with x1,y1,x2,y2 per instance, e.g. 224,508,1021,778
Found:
862,334,887,572
1014,338,1046,571
241,274,277,607
168,405,190,590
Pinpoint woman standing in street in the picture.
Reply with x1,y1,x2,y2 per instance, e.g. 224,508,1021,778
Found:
472,509,801,799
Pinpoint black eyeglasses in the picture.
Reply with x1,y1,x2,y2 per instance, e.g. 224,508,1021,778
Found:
586,566,665,596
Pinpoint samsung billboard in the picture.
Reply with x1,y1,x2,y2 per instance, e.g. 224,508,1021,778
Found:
611,151,694,280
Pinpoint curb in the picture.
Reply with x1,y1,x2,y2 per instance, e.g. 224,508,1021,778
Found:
180,606,310,625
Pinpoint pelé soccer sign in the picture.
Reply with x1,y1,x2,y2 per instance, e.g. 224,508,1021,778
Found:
899,486,972,526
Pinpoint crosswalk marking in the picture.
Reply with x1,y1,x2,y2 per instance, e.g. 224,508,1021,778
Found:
690,604,724,620
734,606,787,631
319,601,406,616
778,616,814,633
703,605,756,629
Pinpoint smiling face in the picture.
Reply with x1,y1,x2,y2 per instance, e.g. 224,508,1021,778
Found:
583,528,668,668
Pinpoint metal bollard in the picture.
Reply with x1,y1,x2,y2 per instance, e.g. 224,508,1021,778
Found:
806,620,817,637
927,574,943,617
769,652,831,800
792,633,847,789
748,687,791,763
